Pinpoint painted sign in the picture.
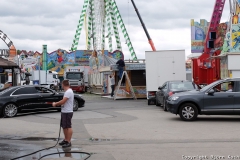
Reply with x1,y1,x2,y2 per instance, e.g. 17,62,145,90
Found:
18,49,122,76
191,19,208,53
220,1,240,54
116,86,147,99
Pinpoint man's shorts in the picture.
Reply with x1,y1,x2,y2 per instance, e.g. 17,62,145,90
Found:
61,112,73,129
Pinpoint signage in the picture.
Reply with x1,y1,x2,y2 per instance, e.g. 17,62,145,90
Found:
0,68,3,73
68,69,81,72
0,30,13,48
0,30,14,57
0,49,10,57
111,63,145,71
21,57,38,64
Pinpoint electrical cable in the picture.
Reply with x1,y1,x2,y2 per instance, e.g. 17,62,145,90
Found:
10,119,91,160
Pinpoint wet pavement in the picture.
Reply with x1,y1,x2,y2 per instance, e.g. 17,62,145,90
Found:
0,141,89,160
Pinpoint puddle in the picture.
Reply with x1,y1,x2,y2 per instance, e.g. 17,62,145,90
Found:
34,148,89,160
0,143,89,160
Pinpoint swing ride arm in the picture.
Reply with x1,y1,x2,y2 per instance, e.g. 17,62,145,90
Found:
130,0,156,51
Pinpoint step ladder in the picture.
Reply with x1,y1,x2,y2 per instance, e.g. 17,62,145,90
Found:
114,71,137,100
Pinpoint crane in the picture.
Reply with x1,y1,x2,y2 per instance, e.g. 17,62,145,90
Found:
192,0,226,85
130,0,156,51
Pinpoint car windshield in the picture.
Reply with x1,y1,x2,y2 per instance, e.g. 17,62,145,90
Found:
169,81,195,91
200,80,222,92
66,73,82,80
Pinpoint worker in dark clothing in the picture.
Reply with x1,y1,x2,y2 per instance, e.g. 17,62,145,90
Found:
23,72,31,85
116,57,125,79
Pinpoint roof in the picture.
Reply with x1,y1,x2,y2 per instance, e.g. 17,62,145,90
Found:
104,54,117,66
0,57,19,68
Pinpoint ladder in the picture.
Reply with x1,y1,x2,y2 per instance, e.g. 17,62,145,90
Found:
114,71,137,100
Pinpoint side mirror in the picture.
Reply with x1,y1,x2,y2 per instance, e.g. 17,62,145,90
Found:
208,89,215,95
158,87,162,90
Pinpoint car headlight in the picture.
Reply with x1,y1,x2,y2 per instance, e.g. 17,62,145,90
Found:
79,94,84,99
171,96,179,101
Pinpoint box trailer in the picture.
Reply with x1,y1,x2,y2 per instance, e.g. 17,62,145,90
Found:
29,70,60,90
145,50,186,105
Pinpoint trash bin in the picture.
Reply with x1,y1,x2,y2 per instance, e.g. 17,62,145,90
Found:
33,80,39,85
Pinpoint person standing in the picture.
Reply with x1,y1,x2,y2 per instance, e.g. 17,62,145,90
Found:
116,57,125,79
109,75,115,97
52,80,74,148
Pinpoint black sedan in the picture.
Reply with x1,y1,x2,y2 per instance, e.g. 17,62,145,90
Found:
167,78,240,121
156,80,197,111
0,85,85,118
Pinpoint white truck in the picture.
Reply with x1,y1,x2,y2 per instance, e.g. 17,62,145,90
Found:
145,50,186,105
29,70,60,90
64,66,89,92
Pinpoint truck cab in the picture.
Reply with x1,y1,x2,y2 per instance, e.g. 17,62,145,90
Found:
64,68,85,93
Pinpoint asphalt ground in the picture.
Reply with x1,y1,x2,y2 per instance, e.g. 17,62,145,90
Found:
1,94,240,160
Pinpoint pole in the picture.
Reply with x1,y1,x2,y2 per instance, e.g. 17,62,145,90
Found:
130,0,156,51
38,57,41,84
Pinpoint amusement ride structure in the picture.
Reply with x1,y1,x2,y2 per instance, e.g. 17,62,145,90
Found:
70,0,156,61
192,0,226,85
71,0,138,60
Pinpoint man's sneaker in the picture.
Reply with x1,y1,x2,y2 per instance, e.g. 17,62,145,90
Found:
62,142,72,148
59,140,68,146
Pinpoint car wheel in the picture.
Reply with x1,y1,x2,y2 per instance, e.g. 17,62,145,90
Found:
163,98,168,111
73,99,79,111
50,85,55,90
4,103,18,118
179,103,198,121
147,100,151,105
156,96,160,106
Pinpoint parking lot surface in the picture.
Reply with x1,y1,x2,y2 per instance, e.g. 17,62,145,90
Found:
1,94,240,160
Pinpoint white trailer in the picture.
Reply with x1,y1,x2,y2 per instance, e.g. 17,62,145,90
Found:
145,50,186,105
29,70,60,90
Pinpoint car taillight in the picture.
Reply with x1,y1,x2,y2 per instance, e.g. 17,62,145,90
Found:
149,92,156,96
169,92,173,96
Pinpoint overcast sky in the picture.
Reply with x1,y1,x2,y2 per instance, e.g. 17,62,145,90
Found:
0,0,231,59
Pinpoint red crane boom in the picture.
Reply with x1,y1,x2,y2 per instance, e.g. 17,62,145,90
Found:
192,0,226,85
130,0,156,51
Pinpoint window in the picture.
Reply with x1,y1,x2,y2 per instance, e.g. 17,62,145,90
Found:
35,87,53,94
53,74,58,79
66,73,82,80
12,87,37,95
170,81,195,91
131,70,146,86
162,83,167,90
236,82,240,92
213,81,235,92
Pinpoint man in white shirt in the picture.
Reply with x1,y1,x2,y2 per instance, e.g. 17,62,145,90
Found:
53,80,74,148
110,74,115,97
226,83,233,92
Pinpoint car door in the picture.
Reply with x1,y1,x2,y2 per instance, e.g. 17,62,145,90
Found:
203,82,234,114
36,87,60,108
159,83,167,104
11,87,39,110
233,81,240,114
